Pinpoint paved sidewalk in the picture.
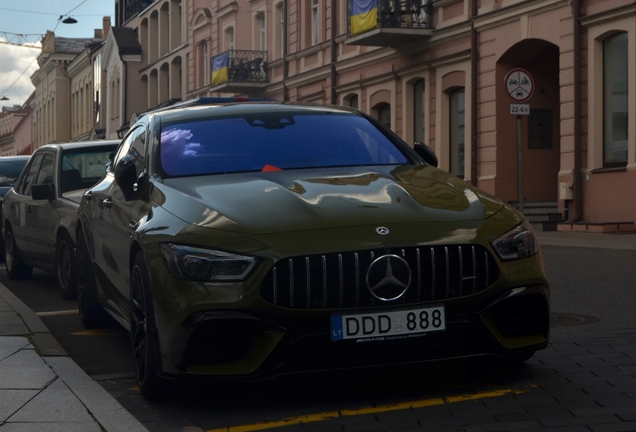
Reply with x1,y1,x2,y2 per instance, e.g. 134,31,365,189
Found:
537,230,636,250
0,283,148,431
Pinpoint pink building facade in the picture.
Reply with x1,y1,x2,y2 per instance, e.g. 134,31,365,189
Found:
116,0,636,229
0,95,33,156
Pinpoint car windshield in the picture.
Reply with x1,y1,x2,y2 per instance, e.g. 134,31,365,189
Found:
0,159,28,186
159,112,410,177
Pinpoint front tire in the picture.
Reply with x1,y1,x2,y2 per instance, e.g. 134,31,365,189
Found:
56,232,77,300
5,227,33,280
130,252,167,400
76,228,110,328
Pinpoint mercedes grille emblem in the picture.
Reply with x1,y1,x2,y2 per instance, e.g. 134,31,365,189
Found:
376,226,390,235
366,254,412,301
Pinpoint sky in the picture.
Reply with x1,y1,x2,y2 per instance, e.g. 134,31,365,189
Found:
0,0,113,110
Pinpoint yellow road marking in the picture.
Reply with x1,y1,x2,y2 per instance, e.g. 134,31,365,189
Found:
207,386,536,432
71,329,121,336
36,309,79,316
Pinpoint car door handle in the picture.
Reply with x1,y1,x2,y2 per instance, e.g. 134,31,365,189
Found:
83,190,93,201
102,199,112,209
9,203,15,210
25,206,32,214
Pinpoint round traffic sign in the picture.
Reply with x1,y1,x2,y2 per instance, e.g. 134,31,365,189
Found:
504,68,534,102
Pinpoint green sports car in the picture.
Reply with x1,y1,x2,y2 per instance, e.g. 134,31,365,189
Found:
75,99,549,400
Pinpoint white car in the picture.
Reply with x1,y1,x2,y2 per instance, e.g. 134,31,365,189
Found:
2,140,119,299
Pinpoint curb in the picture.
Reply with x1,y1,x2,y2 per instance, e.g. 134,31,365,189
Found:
0,282,149,432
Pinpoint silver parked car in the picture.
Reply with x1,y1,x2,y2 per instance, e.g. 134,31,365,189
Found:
2,140,119,299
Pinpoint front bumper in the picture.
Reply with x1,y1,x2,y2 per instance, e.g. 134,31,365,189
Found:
160,284,549,380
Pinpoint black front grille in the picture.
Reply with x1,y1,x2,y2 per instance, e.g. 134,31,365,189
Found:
260,245,500,309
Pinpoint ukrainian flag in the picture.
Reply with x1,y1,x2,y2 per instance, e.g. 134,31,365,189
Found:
350,0,378,35
211,52,229,86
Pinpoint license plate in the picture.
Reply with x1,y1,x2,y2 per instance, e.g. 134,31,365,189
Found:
331,306,445,341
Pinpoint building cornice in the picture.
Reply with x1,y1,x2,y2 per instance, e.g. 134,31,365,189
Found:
474,0,568,32
580,3,636,27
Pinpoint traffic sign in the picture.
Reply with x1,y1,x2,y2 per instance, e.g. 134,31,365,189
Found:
505,68,534,102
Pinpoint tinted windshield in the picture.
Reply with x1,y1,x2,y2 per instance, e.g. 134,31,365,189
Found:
159,112,409,177
0,159,28,186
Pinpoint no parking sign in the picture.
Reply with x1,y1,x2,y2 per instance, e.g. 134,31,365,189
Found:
505,68,534,102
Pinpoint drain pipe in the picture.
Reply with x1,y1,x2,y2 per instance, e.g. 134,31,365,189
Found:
283,0,289,102
568,0,582,222
330,0,337,104
470,0,478,186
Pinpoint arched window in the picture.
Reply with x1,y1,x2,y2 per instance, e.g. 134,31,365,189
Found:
603,32,628,167
348,95,359,109
257,13,266,51
413,79,425,143
449,88,465,177
378,104,391,129
311,0,319,45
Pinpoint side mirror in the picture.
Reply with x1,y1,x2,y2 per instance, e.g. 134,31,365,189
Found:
414,142,438,167
32,183,56,201
114,154,138,201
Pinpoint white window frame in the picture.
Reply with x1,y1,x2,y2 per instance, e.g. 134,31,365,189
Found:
311,0,319,46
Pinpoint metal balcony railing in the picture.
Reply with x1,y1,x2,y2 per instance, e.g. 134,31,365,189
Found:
348,0,434,34
124,0,156,22
228,50,268,83
220,50,269,84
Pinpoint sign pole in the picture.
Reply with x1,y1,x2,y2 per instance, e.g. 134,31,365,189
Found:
517,115,524,213
504,68,534,215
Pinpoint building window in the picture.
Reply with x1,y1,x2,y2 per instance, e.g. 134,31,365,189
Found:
349,95,359,109
311,0,319,45
414,79,425,143
378,104,391,129
203,42,209,86
93,55,101,125
603,32,628,167
449,88,465,177
226,27,235,51
257,13,266,52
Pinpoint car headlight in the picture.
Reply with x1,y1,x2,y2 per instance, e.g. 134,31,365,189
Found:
160,243,258,281
491,221,539,261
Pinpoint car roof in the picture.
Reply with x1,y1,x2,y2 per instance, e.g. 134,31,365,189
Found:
0,155,30,161
152,102,359,123
37,140,120,151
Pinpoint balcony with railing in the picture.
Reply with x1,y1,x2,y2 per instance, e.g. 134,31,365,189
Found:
210,50,269,94
123,0,155,23
347,0,434,47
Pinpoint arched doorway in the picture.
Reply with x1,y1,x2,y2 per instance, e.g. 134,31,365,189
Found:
496,40,561,203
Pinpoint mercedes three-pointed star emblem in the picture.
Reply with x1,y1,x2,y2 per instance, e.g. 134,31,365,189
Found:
366,254,412,301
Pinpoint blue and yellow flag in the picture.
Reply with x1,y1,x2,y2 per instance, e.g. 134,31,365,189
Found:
211,52,229,86
350,0,378,35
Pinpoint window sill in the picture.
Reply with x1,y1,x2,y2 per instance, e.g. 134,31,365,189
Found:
590,166,627,174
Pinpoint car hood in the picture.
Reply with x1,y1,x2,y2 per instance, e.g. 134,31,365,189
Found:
151,165,506,235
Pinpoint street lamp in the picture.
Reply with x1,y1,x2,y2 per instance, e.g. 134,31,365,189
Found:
59,15,78,24
0,96,8,101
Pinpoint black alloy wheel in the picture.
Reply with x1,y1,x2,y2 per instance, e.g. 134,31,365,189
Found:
5,227,33,280
56,232,77,300
130,252,167,400
76,228,111,328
